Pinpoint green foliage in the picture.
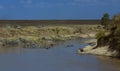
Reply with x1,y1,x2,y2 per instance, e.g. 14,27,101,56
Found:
110,36,120,51
110,25,120,51
113,14,120,26
95,30,106,39
101,13,110,30
115,25,120,36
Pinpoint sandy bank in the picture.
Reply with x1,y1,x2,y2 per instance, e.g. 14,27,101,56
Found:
77,38,119,57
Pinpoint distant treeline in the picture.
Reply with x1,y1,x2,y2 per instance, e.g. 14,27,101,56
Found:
0,20,100,27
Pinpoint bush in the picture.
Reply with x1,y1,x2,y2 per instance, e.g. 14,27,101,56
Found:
95,30,106,39
110,25,120,51
101,13,110,30
110,36,120,51
115,25,120,36
97,14,120,52
113,14,120,25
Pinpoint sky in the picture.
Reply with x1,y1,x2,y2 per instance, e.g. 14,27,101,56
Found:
0,0,120,20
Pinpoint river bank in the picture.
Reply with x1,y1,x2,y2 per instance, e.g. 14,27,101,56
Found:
0,25,98,48
78,14,120,58
77,38,120,57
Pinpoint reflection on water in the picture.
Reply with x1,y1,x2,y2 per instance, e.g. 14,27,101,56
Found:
0,39,120,71
97,56,120,71
0,47,21,54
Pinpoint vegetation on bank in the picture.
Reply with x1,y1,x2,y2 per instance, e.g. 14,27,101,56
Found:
96,13,120,53
0,26,73,48
0,25,98,48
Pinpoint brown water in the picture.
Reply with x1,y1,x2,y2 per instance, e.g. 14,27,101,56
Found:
0,39,120,71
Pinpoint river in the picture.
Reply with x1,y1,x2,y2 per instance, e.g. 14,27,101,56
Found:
0,38,120,71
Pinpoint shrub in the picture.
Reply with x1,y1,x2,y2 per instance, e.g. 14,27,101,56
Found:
110,25,120,51
110,36,120,51
101,13,110,30
113,14,120,26
115,25,120,36
95,30,106,39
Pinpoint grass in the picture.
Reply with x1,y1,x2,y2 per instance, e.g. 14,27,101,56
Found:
0,25,98,48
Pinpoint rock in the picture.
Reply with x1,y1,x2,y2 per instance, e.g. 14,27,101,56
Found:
79,48,84,52
45,47,51,49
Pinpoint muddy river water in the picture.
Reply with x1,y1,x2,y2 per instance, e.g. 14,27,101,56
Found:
0,39,120,71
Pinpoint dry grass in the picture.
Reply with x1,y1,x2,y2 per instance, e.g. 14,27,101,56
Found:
0,25,99,47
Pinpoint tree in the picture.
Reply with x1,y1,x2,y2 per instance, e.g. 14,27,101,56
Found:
101,13,110,30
